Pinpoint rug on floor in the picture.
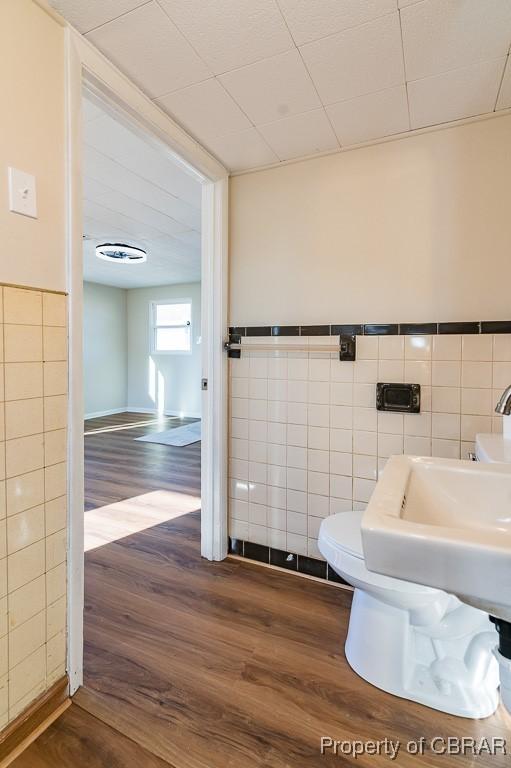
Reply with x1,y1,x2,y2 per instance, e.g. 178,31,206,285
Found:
135,420,201,446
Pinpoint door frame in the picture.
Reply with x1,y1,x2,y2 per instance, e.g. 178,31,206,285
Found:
63,24,229,694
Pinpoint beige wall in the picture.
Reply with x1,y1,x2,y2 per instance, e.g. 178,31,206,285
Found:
229,115,511,327
0,0,66,293
0,0,67,731
84,282,127,418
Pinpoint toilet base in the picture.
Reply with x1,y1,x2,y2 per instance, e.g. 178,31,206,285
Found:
345,589,500,719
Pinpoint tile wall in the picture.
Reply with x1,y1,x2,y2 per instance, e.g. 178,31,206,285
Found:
0,286,67,729
228,332,509,560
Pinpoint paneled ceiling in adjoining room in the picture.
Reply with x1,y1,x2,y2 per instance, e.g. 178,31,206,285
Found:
82,94,202,289
52,0,511,173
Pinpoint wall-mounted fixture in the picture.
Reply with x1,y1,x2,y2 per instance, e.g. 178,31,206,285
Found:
95,243,147,264
376,383,420,413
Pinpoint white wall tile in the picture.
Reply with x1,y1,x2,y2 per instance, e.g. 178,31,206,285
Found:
462,334,492,361
404,335,432,360
433,335,461,360
353,430,377,456
461,361,492,389
432,361,461,387
493,335,511,362
378,335,404,360
432,413,460,441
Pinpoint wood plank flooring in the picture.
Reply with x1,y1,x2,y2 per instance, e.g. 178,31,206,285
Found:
13,413,510,767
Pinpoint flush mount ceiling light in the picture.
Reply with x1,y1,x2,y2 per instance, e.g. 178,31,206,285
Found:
95,243,147,264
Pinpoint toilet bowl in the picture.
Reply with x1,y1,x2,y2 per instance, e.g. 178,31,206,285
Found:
319,511,500,718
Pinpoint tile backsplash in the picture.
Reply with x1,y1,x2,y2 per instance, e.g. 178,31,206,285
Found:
0,286,67,729
228,331,508,561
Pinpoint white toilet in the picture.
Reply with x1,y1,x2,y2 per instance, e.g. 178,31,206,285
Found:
318,510,500,718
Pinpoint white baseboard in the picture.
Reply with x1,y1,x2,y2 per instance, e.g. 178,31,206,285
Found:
85,406,201,420
84,407,127,420
127,406,202,419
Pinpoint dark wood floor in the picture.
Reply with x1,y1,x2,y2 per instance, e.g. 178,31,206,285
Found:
13,413,510,767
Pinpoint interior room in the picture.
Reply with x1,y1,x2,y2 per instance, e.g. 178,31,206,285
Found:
2,0,511,766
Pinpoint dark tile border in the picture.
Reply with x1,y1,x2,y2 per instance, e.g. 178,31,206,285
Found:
331,324,364,336
228,538,350,586
481,321,511,334
363,324,399,336
438,321,480,335
399,322,437,335
229,320,511,338
300,325,331,336
271,325,300,336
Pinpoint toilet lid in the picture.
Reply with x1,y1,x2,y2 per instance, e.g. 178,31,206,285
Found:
320,510,365,559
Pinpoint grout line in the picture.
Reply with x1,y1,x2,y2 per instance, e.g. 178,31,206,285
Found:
397,6,412,131
494,53,509,112
83,0,153,35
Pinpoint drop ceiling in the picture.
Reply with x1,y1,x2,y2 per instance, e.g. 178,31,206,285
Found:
52,0,511,173
82,96,202,289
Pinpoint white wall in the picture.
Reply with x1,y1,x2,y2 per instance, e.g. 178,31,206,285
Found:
229,115,511,326
127,283,201,417
83,282,127,417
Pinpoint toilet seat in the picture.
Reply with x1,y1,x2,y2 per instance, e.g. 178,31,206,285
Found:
320,511,439,597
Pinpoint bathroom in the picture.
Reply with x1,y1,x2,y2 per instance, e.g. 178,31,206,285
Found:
2,0,511,765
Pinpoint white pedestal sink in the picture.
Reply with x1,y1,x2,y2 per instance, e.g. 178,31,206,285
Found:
362,455,511,619
361,454,511,713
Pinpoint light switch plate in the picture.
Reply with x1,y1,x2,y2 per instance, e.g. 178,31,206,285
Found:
8,167,37,218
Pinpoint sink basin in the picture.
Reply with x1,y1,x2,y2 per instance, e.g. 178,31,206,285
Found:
361,455,511,621
476,432,511,463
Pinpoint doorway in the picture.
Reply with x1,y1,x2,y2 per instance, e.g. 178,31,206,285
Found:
66,36,229,693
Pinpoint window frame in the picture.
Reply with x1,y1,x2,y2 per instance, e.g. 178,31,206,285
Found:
149,297,193,355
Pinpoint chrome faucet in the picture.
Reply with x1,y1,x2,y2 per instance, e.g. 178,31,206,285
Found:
495,385,511,415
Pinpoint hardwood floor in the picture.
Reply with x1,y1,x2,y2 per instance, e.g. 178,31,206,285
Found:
13,413,509,767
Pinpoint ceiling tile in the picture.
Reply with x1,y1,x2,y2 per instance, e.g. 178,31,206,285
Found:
218,49,320,125
157,0,294,74
277,0,397,46
49,0,148,34
86,2,211,98
496,57,511,110
258,109,339,161
397,0,421,6
401,0,511,82
300,13,404,105
408,58,506,129
327,85,409,146
157,79,251,146
204,128,278,171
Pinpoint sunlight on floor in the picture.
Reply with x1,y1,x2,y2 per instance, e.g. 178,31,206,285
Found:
84,489,201,552
84,416,175,436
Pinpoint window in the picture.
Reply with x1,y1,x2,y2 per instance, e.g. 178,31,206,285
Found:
151,299,192,353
